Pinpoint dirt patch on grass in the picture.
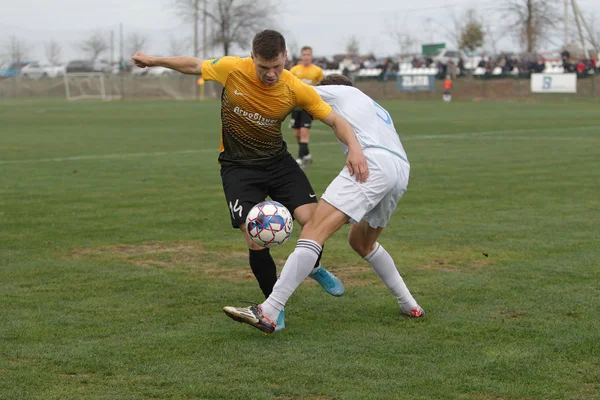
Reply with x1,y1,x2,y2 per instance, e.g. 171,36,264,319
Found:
72,241,256,281
414,248,495,272
275,397,335,400
332,264,378,287
59,372,95,379
72,241,382,286
72,242,494,286
493,310,527,320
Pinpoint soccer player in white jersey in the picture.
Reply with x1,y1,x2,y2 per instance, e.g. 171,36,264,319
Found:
223,74,424,334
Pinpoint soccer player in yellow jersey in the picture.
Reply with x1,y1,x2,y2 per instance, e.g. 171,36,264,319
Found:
132,30,368,331
289,46,323,167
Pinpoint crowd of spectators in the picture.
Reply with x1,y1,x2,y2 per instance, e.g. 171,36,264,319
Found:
561,50,597,76
286,49,599,80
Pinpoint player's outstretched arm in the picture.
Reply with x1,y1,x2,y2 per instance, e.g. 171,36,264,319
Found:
132,51,202,75
321,111,369,183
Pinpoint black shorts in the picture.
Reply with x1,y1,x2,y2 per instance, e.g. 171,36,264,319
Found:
291,109,313,129
220,154,318,228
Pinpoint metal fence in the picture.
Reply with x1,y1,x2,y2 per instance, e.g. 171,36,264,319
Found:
0,74,598,102
0,75,223,100
354,75,599,102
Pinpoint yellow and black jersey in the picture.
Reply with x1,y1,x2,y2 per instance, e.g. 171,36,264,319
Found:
201,57,331,165
289,64,324,86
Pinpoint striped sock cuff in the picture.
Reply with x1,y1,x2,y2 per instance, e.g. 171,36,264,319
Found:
296,239,322,256
364,242,381,261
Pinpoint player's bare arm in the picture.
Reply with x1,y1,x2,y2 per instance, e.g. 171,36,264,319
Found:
132,51,203,75
321,111,369,183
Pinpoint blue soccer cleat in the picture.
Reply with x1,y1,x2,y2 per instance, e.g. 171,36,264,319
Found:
309,266,345,297
275,309,285,331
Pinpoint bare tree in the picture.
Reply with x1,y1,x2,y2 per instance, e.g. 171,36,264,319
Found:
5,36,30,63
345,35,360,56
392,31,416,57
78,31,108,60
127,33,147,56
432,8,485,51
581,12,599,54
173,0,201,56
45,41,62,65
484,24,502,55
459,9,485,52
207,0,278,56
387,15,416,56
168,36,189,56
502,0,560,52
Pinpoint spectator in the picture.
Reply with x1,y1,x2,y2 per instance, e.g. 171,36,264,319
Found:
447,60,457,80
534,59,545,73
506,55,517,71
485,56,495,78
498,54,507,73
341,55,353,77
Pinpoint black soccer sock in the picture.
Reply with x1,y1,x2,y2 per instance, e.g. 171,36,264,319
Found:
312,244,324,270
305,143,310,156
249,248,278,298
299,143,308,159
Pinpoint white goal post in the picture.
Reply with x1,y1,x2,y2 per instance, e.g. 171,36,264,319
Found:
64,73,120,101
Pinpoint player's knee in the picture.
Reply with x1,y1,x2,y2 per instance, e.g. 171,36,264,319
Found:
241,227,263,250
299,218,317,237
245,238,263,251
248,241,263,251
348,232,365,256
348,232,370,257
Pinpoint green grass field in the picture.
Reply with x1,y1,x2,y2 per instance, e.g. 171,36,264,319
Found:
1,99,599,400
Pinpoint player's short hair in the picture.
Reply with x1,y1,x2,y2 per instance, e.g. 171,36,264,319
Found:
301,46,312,53
318,74,354,87
252,30,286,60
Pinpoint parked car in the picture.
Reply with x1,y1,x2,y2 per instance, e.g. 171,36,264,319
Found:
146,66,176,76
0,61,30,78
20,62,65,79
131,66,176,77
131,66,148,76
93,59,112,73
66,60,95,73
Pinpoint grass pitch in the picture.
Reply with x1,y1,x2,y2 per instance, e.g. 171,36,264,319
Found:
1,99,599,399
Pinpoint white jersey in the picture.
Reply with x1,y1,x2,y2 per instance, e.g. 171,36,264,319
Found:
315,85,408,164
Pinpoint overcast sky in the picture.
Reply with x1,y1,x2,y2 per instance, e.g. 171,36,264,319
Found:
1,0,599,63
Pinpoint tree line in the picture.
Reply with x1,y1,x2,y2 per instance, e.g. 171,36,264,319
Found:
3,0,599,66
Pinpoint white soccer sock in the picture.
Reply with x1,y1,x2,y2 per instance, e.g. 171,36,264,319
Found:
262,239,322,321
365,243,418,312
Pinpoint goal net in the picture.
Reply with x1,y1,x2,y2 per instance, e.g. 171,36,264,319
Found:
64,73,120,101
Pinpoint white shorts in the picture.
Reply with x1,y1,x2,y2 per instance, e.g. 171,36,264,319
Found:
321,148,409,228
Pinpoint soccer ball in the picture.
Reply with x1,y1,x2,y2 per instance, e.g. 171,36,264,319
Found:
246,201,293,248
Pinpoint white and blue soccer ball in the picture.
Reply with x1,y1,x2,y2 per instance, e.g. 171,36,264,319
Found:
246,201,293,248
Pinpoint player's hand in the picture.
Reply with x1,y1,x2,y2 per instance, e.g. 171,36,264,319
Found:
132,51,152,68
346,148,369,183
